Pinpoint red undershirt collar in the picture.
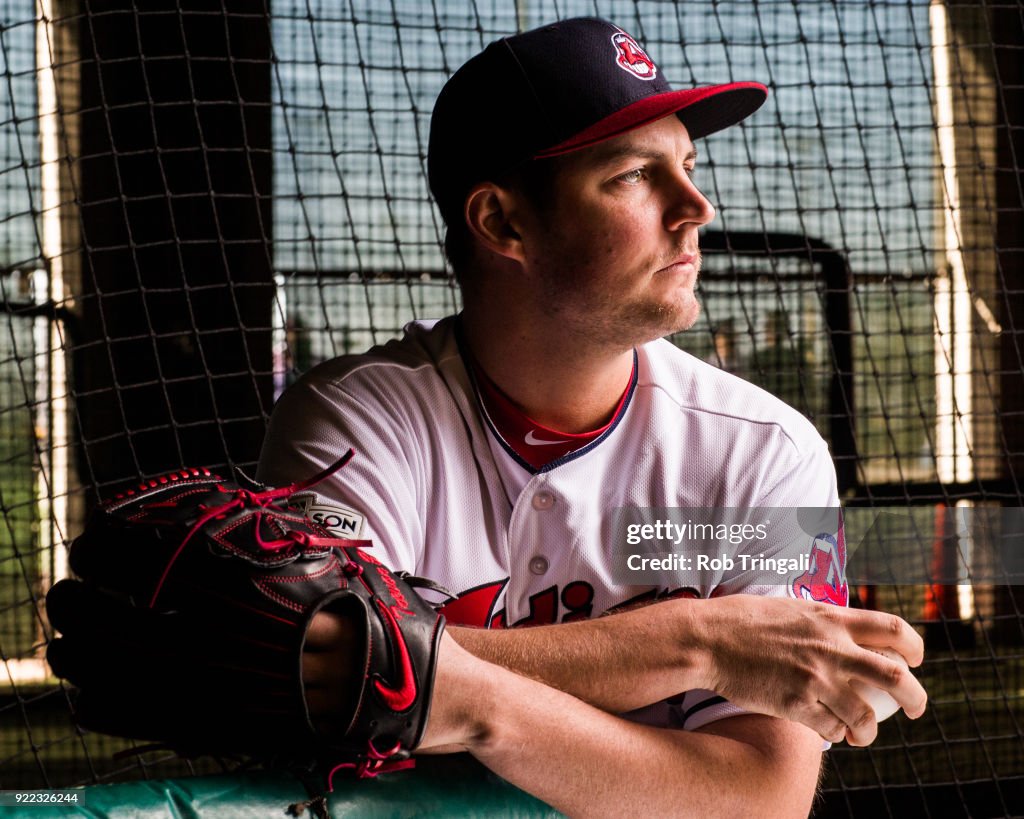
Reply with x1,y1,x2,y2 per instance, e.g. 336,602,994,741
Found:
467,352,635,470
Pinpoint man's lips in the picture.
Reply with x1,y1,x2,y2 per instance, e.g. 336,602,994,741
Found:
657,253,698,273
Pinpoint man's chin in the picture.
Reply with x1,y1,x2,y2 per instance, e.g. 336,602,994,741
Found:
659,298,701,336
625,301,700,346
673,305,701,334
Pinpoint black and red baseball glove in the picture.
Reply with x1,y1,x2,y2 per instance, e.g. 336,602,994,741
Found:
45,450,445,781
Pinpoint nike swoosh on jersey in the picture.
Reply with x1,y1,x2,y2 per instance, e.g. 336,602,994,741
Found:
372,597,418,712
524,430,570,446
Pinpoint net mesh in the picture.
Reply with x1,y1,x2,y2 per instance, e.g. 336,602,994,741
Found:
1,0,1023,814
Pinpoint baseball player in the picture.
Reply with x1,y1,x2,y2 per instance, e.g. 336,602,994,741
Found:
257,17,927,816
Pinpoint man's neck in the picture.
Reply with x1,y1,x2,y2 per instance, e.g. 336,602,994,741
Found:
458,309,635,434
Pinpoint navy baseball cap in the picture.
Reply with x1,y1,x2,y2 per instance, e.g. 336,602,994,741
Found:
428,17,767,225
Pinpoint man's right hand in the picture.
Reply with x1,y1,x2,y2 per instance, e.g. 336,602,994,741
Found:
685,594,927,746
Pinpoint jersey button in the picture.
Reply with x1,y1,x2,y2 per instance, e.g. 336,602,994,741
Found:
529,556,549,575
532,491,554,510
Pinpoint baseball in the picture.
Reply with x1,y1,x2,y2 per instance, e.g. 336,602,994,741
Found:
850,647,908,722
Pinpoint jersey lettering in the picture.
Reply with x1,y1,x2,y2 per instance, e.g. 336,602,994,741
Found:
510,586,559,628
605,586,700,615
474,582,698,627
438,579,508,628
560,581,594,622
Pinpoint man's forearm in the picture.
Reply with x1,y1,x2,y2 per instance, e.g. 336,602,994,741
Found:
423,636,822,819
448,597,704,713
449,593,929,747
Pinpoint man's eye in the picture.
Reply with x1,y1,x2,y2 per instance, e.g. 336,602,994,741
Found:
618,168,645,184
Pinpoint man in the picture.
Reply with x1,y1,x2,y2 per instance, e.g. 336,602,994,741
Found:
262,17,927,817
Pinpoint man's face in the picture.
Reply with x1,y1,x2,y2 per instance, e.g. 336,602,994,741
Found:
514,116,716,349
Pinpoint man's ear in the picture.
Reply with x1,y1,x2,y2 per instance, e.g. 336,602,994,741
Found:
463,183,527,264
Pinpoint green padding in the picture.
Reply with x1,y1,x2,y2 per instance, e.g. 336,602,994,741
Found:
4,759,564,818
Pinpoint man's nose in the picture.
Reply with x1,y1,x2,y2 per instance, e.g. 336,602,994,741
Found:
664,172,716,230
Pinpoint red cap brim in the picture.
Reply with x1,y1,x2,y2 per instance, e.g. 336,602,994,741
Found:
535,81,768,158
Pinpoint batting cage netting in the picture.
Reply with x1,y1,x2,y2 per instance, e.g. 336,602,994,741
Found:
1,1,1022,816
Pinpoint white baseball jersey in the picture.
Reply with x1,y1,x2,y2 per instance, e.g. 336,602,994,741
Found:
257,315,844,731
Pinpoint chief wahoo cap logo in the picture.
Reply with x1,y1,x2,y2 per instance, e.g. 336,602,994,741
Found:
611,31,657,80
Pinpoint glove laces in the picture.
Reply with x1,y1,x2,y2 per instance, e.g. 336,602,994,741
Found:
326,739,416,782
149,449,356,607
